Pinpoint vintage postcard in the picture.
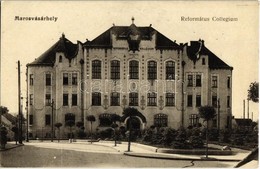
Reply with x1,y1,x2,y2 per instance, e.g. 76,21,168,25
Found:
0,1,259,168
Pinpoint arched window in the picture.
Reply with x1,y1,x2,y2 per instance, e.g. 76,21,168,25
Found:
99,113,112,127
129,60,139,79
166,61,175,80
111,60,120,79
147,61,157,80
154,114,168,127
92,60,101,79
65,113,75,126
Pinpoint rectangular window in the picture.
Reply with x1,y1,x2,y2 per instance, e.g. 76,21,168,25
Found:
29,94,33,105
166,61,175,80
196,75,201,87
63,73,69,85
92,60,101,79
63,94,68,106
227,77,231,88
92,92,101,106
29,74,34,86
212,76,218,88
45,94,51,106
72,73,78,85
46,74,51,86
212,96,218,108
196,95,201,107
29,115,33,125
129,61,139,79
148,61,157,80
129,92,138,106
72,94,77,106
111,92,120,106
45,114,51,126
154,114,168,127
189,114,199,126
227,96,230,108
187,75,193,87
111,60,120,80
148,92,157,106
187,95,192,107
166,93,175,106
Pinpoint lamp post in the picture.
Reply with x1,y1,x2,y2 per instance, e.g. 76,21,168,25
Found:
51,99,54,142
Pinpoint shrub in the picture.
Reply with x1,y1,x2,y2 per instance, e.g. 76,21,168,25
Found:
208,128,219,141
219,129,231,143
189,128,204,148
161,127,177,146
77,130,87,139
98,128,113,140
172,127,189,149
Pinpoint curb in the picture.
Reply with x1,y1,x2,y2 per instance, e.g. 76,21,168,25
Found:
0,144,24,151
124,152,241,162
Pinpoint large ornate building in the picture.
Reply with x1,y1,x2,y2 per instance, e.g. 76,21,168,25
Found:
26,19,233,138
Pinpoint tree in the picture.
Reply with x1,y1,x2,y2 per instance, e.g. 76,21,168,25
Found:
123,107,140,151
65,120,75,142
248,82,259,103
86,115,96,143
54,123,62,142
111,114,121,146
198,106,216,158
0,106,9,126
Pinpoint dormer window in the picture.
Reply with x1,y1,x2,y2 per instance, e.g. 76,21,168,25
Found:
202,58,205,65
59,55,62,63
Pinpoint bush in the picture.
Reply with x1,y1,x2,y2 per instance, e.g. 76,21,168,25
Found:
189,128,204,148
98,128,113,140
219,129,231,143
77,130,86,139
161,127,177,146
208,128,219,141
142,128,155,142
172,127,189,149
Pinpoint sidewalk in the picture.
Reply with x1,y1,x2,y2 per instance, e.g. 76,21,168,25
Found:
0,142,23,151
76,140,251,162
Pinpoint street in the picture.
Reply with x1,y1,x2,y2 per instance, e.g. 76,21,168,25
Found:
0,142,237,167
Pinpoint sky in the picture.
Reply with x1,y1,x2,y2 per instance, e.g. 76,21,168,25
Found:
1,1,259,120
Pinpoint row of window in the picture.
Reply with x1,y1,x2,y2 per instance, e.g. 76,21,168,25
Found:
187,95,231,108
29,94,78,106
92,92,175,106
29,73,78,86
187,75,231,88
92,60,175,80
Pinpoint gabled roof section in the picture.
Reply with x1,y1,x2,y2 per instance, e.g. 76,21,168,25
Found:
27,34,78,66
83,24,179,50
187,40,233,70
235,118,253,126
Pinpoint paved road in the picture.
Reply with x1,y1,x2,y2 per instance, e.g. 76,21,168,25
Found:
0,143,237,167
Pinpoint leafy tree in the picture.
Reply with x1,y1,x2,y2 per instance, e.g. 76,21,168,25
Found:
248,82,259,103
198,106,216,158
54,122,62,142
86,115,96,143
0,106,9,126
123,107,140,151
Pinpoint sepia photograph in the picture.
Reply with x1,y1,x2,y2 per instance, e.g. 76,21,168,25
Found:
0,1,259,168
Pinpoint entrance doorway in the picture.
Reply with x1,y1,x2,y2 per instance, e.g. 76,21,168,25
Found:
126,116,141,130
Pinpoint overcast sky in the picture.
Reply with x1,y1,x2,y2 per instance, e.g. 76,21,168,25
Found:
1,1,259,120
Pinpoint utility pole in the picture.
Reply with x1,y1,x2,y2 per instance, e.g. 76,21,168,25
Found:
51,99,54,142
18,60,23,144
217,98,220,134
247,99,249,119
26,66,29,142
243,100,245,119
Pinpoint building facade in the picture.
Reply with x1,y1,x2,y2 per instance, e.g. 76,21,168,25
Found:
27,19,233,139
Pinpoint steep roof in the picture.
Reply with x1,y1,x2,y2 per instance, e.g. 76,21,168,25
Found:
84,24,179,50
2,113,17,124
187,40,233,70
27,34,78,66
235,118,253,126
